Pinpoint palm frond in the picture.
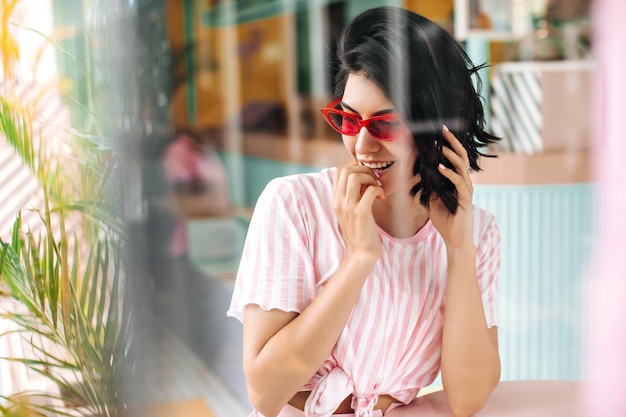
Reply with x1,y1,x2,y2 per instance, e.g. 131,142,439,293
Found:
0,3,132,416
0,96,37,174
1,211,129,416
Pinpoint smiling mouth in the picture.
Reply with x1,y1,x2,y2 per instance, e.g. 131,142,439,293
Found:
361,161,394,172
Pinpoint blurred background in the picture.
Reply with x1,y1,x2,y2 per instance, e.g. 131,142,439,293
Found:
0,0,599,416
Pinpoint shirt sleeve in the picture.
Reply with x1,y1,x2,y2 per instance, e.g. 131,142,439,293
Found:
227,177,318,323
475,211,501,328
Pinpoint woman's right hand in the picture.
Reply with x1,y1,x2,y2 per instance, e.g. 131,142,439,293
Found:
332,165,385,261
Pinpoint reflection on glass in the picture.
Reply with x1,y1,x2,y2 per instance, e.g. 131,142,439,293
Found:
0,0,599,416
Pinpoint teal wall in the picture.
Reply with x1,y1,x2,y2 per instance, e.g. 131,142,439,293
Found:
220,152,319,208
220,152,594,382
474,183,593,381
345,0,402,21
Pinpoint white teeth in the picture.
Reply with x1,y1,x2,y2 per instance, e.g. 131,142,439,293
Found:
362,161,393,170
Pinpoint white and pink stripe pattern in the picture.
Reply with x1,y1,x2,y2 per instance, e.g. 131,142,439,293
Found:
228,168,500,417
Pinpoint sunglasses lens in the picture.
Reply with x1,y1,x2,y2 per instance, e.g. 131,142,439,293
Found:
322,101,405,140
328,112,359,135
341,114,360,135
369,118,404,140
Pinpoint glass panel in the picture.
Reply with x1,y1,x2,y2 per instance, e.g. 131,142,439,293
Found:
4,1,611,415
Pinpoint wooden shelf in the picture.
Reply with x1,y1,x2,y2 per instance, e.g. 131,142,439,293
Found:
228,133,592,185
222,133,349,167
472,149,592,185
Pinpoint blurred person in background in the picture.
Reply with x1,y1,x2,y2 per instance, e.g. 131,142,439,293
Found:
228,7,502,417
159,125,233,287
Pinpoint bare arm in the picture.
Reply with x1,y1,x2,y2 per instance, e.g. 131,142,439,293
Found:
242,166,384,417
440,247,500,417
431,127,500,417
243,254,375,417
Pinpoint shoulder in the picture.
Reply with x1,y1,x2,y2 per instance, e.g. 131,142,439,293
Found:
473,206,497,226
260,168,335,205
472,206,500,246
251,169,336,234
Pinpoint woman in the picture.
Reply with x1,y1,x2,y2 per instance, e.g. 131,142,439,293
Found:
228,7,502,417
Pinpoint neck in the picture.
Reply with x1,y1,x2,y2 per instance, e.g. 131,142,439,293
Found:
373,191,429,239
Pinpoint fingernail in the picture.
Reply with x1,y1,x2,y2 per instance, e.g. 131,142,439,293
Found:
372,170,381,178
376,179,382,186
438,163,446,170
442,124,449,132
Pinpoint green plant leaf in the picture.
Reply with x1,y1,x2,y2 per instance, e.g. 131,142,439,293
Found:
0,97,36,174
86,240,102,323
103,250,120,357
0,9,132,415
96,240,110,335
10,212,23,252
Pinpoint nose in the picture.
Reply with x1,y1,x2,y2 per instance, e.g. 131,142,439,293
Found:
354,126,381,155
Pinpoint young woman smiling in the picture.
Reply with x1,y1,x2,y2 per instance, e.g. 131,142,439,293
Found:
228,7,502,417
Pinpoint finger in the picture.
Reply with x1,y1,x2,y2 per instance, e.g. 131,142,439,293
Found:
334,165,379,207
358,183,385,210
442,125,468,161
438,163,473,202
438,162,465,189
441,145,466,175
346,172,382,201
441,146,474,194
334,165,361,202
337,164,373,179
333,167,346,205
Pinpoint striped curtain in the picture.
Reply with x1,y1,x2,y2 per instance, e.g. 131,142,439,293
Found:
491,63,543,154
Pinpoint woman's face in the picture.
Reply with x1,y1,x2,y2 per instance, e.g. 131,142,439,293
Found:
341,73,418,197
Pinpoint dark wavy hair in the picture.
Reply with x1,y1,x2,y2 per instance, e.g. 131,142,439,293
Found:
334,7,500,213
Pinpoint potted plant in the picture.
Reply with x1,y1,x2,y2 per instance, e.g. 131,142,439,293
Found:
0,1,132,414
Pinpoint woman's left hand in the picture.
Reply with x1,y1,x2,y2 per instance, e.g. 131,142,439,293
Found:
429,126,474,250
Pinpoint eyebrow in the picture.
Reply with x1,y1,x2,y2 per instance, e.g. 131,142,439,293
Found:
339,101,395,117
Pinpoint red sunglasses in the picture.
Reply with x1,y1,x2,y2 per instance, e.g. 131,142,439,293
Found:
320,97,406,141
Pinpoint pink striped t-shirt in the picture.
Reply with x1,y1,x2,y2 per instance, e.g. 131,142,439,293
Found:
228,168,500,417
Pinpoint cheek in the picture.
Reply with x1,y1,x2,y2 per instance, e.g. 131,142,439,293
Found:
394,132,415,155
342,136,357,152
399,147,419,177
391,140,417,164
